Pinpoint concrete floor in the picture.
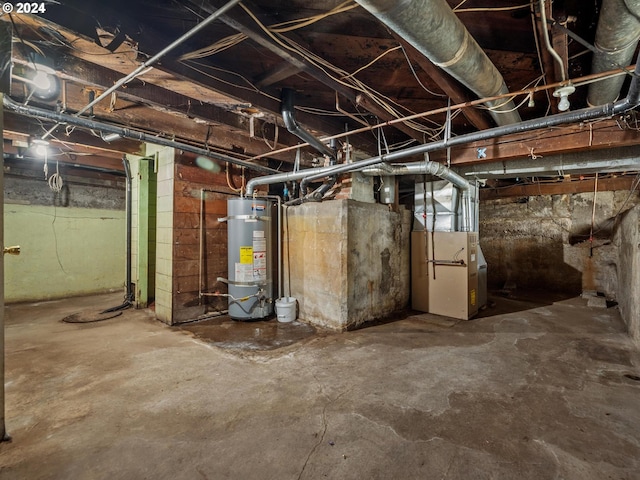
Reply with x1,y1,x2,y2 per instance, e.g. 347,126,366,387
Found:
1,292,640,479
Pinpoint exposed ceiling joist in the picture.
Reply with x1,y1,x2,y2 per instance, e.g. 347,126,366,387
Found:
448,118,640,166
193,0,424,141
480,175,637,199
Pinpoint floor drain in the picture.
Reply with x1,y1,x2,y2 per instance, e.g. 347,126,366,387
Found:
624,374,640,382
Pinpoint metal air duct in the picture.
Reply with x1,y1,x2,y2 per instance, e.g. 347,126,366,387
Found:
354,0,521,126
588,0,640,105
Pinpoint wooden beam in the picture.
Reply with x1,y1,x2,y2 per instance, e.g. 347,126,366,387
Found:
192,0,422,141
480,175,637,200
4,14,378,155
449,119,640,166
255,62,303,88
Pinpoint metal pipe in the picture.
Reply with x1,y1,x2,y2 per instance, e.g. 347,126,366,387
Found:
361,158,474,231
2,96,277,174
0,92,8,442
588,0,640,105
199,189,206,300
123,157,134,304
456,147,640,179
251,194,283,300
281,88,335,160
539,0,567,81
72,0,242,120
246,57,640,196
355,0,521,126
361,160,469,190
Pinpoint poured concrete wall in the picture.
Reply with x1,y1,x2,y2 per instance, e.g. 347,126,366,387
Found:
614,205,640,345
284,200,411,330
480,190,640,297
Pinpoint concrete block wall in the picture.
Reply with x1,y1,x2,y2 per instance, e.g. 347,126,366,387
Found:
614,205,640,345
284,199,411,330
150,145,175,324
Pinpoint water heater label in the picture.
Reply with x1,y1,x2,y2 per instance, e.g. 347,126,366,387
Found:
239,246,253,264
235,263,253,283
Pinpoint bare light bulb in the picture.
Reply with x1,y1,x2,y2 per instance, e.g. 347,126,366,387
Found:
553,85,576,112
557,93,571,112
31,70,52,91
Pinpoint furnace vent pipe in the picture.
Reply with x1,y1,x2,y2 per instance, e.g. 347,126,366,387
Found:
361,160,469,190
245,54,640,196
354,0,521,126
587,0,640,105
361,160,474,231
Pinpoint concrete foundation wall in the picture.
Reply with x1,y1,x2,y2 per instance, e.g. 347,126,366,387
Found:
284,200,410,330
4,204,125,302
614,205,640,345
480,190,640,296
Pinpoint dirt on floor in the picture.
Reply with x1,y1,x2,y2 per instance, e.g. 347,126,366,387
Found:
1,292,639,479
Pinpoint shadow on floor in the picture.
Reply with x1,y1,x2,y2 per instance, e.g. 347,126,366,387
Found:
476,289,581,318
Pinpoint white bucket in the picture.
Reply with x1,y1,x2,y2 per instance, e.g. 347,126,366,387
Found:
275,297,297,323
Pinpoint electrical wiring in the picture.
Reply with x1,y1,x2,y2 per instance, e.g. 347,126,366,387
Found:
341,45,402,80
529,1,552,116
261,121,279,150
454,3,532,13
178,59,279,102
179,33,247,61
400,45,447,98
238,3,442,136
226,165,243,193
477,75,545,113
269,1,358,33
179,1,356,62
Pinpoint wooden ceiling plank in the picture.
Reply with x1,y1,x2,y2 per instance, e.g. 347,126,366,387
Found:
481,175,636,199
192,0,423,141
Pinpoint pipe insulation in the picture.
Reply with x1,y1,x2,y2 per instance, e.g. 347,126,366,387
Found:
588,0,640,105
354,0,521,126
2,96,277,174
245,56,640,195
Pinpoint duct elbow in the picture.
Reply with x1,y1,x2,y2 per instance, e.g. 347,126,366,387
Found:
281,88,335,160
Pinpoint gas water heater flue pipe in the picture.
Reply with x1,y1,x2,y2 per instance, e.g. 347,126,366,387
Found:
281,88,336,161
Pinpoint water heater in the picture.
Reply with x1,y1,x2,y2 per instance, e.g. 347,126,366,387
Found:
226,198,273,320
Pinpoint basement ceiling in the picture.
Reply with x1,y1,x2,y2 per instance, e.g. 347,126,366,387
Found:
1,0,639,178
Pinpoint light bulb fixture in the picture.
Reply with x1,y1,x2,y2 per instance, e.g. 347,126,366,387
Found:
30,138,49,158
25,52,60,101
553,84,576,112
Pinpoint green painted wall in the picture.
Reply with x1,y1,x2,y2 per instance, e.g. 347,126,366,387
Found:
4,204,125,302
